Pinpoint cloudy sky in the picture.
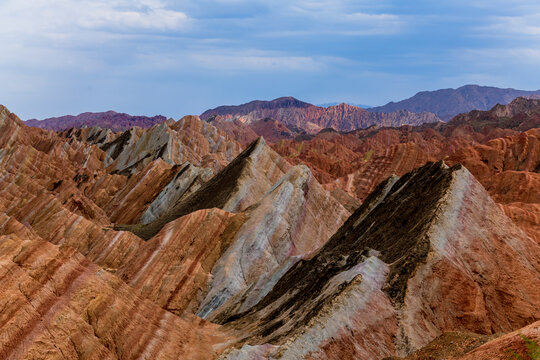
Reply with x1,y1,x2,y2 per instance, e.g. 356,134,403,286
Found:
1,0,539,119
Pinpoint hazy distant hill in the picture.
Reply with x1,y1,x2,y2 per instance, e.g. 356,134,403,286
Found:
369,84,540,120
25,111,167,131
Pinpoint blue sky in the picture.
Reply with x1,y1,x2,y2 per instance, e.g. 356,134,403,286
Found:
1,0,540,119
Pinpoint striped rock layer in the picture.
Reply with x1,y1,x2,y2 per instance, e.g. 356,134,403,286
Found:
2,101,540,360
220,162,540,359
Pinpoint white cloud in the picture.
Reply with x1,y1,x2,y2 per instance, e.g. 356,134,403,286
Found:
477,13,540,37
0,0,192,72
0,0,190,36
132,49,348,73
460,47,540,64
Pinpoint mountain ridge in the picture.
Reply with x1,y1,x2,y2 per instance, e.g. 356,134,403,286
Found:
369,84,540,120
202,97,440,134
25,110,168,131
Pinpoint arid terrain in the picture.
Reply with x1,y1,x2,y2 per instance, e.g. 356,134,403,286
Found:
1,91,539,359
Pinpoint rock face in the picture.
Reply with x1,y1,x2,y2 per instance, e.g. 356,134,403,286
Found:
95,115,242,175
207,116,260,146
201,97,440,134
123,137,292,239
446,128,540,242
370,84,540,121
0,218,229,360
114,163,349,320
219,162,540,359
448,96,540,131
25,110,168,131
275,97,540,188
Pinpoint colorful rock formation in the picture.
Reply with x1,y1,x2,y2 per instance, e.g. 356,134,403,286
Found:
1,99,540,360
201,96,440,134
219,162,540,359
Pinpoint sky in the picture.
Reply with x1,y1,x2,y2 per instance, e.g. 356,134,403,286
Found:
1,0,540,119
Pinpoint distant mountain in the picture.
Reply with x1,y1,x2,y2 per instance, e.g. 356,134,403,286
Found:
201,97,313,119
201,96,440,134
318,102,372,109
369,85,540,121
448,96,540,131
25,111,168,131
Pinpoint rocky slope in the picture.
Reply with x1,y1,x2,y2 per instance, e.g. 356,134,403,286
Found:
202,97,440,134
273,98,540,242
0,104,352,358
275,97,540,186
370,84,540,121
0,217,229,360
220,162,540,359
25,110,168,131
458,321,540,360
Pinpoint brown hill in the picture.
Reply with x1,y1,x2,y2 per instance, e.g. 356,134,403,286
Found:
220,162,540,359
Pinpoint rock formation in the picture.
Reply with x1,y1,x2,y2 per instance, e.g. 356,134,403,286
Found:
2,100,540,360
0,217,229,360
219,162,540,359
201,96,440,134
273,99,540,244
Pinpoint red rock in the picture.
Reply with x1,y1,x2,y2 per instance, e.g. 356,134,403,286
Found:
0,220,229,359
2,100,540,360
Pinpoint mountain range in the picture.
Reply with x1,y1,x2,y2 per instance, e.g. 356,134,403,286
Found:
26,85,540,135
369,84,540,120
25,110,168,131
201,96,440,134
2,86,540,359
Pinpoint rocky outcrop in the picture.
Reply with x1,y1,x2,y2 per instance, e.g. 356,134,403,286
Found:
3,101,540,360
25,110,168,131
99,116,242,175
119,164,348,319
273,98,540,187
220,162,540,359
325,142,435,201
448,96,540,131
196,164,350,321
446,129,540,242
106,153,350,323
207,116,260,146
274,101,540,245
123,137,291,239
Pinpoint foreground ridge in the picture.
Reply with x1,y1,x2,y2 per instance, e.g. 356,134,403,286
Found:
220,161,540,359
